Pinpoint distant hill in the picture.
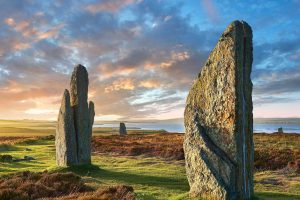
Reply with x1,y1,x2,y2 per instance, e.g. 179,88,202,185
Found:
96,118,300,125
254,118,300,124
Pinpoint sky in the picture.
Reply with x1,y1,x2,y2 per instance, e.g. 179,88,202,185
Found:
0,0,299,121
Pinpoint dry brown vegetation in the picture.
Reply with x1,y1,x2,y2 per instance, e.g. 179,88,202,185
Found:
0,137,32,145
254,133,300,171
0,171,135,200
52,185,135,200
0,135,54,145
0,171,92,200
92,133,184,160
92,133,300,171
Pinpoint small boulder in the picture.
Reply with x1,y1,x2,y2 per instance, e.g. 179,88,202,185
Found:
24,148,32,151
24,156,35,161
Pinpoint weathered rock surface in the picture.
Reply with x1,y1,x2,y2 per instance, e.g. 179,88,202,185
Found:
56,89,77,166
56,65,95,166
119,123,127,135
89,101,95,134
70,64,91,164
183,21,254,200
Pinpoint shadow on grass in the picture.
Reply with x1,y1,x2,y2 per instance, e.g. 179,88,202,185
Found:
0,160,47,173
18,139,51,145
0,144,19,151
254,191,300,200
57,164,189,191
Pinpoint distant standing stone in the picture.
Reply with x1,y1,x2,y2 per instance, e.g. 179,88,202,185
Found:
119,123,127,135
56,89,77,166
278,127,284,134
184,21,254,200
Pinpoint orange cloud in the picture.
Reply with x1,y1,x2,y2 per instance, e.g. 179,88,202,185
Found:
86,0,135,13
105,78,135,93
36,24,64,40
139,80,161,88
13,42,30,50
160,51,190,68
99,64,137,80
4,17,64,50
4,18,15,26
171,51,190,61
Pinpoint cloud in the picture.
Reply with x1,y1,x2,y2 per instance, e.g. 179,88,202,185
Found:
37,24,65,40
139,80,161,88
0,0,299,119
5,17,64,41
201,0,220,23
85,0,135,13
104,78,135,93
254,67,300,95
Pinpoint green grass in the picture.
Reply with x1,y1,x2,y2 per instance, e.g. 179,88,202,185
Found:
0,138,299,199
0,119,164,136
0,120,299,199
0,138,189,199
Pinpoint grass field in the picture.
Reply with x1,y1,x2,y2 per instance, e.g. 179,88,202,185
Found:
0,120,299,199
0,120,165,136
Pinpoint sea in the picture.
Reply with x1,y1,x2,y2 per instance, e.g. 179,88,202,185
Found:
94,118,300,134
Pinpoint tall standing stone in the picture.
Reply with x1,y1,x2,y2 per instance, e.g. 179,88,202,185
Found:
56,64,95,166
56,89,77,166
87,101,95,159
89,101,95,135
119,123,127,135
183,21,253,200
70,64,92,164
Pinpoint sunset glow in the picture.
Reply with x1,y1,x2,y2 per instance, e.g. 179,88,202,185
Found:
0,0,299,120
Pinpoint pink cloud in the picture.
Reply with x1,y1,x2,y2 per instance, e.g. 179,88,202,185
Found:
105,78,135,93
85,0,135,13
139,80,161,88
201,0,220,22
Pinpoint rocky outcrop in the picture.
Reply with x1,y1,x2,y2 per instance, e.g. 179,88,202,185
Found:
119,123,127,135
183,21,254,200
56,65,95,166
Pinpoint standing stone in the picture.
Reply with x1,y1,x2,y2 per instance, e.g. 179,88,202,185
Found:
55,89,77,166
56,64,95,166
89,101,95,134
183,21,253,200
278,127,283,134
87,101,95,159
70,64,92,164
119,123,127,135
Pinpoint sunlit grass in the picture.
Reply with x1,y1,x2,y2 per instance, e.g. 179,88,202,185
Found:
0,120,299,199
